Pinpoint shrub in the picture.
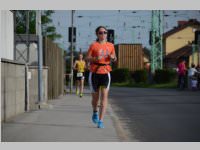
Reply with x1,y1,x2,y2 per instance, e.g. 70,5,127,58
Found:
111,68,131,83
132,69,148,83
154,69,177,84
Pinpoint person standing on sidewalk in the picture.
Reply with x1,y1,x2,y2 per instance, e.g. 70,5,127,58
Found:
73,53,86,97
177,59,187,90
188,63,199,90
86,26,117,128
196,64,200,89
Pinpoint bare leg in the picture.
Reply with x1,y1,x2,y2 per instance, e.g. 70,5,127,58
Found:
78,80,81,93
80,79,84,94
92,91,99,112
76,80,78,92
99,87,109,121
76,80,78,91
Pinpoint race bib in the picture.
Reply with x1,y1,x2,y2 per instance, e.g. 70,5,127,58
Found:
77,72,83,77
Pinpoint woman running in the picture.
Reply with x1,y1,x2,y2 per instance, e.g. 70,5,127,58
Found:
86,26,117,128
73,53,86,97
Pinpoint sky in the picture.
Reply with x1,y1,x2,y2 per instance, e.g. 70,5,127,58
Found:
51,10,200,52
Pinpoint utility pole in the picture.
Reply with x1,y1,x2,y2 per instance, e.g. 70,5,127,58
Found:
192,43,196,64
199,43,200,65
36,10,43,107
196,31,200,65
70,10,75,93
25,10,30,111
13,10,16,60
26,10,30,62
150,10,163,73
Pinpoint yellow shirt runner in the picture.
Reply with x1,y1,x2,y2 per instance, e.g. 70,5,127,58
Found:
76,60,85,73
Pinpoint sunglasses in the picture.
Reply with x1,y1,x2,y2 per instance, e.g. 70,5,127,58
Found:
98,31,108,35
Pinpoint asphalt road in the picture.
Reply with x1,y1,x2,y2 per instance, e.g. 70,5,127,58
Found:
109,87,200,142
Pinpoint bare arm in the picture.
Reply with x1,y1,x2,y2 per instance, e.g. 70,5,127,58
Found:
73,61,77,70
86,56,97,62
110,53,117,62
83,61,88,70
110,46,117,62
86,50,98,63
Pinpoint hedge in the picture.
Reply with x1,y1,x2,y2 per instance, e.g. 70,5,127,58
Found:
132,69,148,83
111,68,131,83
154,69,177,84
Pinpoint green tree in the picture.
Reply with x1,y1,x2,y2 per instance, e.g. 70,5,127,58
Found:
15,10,27,33
15,10,62,41
42,10,62,40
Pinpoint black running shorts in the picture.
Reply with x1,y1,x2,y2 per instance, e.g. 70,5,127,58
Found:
76,72,85,81
89,72,111,93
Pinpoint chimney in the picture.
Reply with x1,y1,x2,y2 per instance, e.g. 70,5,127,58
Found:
178,21,188,26
188,19,197,23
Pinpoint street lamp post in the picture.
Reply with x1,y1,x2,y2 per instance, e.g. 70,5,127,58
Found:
36,10,43,108
192,43,195,64
70,10,75,94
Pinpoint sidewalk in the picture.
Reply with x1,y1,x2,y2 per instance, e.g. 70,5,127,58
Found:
1,88,129,142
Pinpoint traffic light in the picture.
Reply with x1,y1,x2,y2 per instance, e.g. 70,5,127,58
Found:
68,27,76,42
149,31,153,45
107,29,114,44
195,30,200,44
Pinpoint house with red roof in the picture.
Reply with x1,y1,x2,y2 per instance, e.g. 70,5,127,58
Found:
163,19,200,68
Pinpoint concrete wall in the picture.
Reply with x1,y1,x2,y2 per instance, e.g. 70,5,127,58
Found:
1,59,48,122
28,66,48,110
1,59,25,122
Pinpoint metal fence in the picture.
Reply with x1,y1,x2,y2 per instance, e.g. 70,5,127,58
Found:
43,37,65,100
115,44,144,71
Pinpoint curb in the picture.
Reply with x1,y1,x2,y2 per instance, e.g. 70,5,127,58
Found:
107,102,132,142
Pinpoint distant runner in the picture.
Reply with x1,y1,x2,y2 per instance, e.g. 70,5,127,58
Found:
73,53,86,98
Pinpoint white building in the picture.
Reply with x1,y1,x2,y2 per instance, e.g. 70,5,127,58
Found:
0,10,14,60
0,10,14,114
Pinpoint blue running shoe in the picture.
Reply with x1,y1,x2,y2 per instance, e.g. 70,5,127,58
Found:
97,120,104,128
92,112,99,124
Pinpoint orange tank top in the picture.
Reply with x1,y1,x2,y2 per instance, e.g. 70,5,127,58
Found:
87,41,115,74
